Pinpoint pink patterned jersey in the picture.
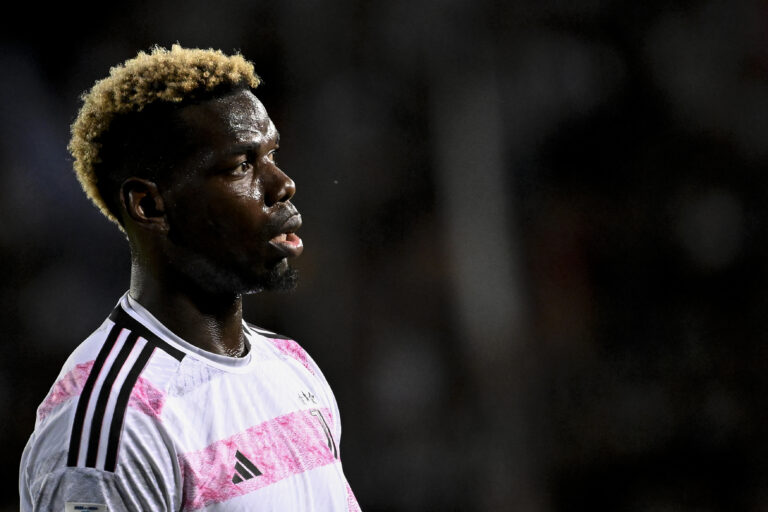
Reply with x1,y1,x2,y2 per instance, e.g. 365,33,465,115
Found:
20,293,361,511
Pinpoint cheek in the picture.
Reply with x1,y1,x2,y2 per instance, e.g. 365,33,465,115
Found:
170,195,218,236
165,181,269,248
246,177,265,201
206,197,271,247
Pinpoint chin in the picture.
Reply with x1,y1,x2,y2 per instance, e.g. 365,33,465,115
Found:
172,251,299,296
243,264,299,294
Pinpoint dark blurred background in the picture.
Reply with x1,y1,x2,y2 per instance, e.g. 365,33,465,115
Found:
3,0,768,510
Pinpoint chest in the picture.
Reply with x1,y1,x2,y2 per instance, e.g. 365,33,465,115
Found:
162,360,343,510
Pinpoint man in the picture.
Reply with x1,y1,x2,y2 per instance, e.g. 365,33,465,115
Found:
19,45,361,511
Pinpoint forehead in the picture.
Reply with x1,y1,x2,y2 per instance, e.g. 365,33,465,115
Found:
178,89,275,144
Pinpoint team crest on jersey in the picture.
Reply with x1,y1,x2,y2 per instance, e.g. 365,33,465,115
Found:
298,390,317,404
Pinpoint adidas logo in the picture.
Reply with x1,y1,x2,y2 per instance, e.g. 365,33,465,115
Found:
232,450,262,484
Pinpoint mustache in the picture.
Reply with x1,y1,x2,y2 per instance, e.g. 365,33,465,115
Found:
266,202,302,236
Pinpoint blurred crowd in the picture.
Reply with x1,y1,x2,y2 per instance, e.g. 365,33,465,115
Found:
2,0,767,510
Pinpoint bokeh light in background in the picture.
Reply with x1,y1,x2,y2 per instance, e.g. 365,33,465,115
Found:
3,0,768,510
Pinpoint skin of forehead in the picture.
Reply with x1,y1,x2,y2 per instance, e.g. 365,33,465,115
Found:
173,89,278,178
207,89,275,141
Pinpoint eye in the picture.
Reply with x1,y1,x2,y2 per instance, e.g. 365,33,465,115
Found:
267,149,278,164
230,160,252,176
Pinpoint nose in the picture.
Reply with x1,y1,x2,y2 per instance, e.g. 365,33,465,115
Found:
264,167,296,206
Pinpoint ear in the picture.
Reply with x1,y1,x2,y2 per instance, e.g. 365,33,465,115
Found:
120,177,168,232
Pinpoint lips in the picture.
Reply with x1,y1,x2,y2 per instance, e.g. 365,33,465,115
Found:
268,214,304,258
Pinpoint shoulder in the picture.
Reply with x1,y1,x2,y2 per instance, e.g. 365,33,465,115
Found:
26,304,187,478
34,317,116,426
23,377,179,511
245,322,319,377
36,308,184,429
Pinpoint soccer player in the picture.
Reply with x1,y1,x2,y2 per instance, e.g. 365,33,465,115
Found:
19,45,361,511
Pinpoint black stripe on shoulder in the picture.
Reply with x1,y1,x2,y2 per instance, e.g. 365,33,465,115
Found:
109,304,186,361
67,322,123,467
245,322,293,341
104,342,155,472
85,331,140,467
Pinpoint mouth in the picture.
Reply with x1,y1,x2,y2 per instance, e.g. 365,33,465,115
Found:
268,214,304,259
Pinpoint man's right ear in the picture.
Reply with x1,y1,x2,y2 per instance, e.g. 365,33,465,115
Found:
120,178,168,232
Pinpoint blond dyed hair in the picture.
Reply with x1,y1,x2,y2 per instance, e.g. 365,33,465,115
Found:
69,44,261,225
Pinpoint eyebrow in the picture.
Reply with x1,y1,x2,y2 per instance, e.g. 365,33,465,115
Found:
223,129,280,158
226,142,261,156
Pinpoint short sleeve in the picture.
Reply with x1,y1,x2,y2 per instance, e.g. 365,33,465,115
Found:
20,407,180,511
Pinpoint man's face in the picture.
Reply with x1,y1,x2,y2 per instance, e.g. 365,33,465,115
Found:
159,88,303,295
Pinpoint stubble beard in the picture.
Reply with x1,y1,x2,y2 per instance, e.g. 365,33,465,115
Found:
168,248,299,297
165,221,300,296
247,262,299,294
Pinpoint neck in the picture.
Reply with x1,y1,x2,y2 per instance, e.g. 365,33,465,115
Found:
129,259,248,358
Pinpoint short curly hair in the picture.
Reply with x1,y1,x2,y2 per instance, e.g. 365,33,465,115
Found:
69,44,261,226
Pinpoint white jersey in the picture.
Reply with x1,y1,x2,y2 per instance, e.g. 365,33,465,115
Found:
20,293,361,511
